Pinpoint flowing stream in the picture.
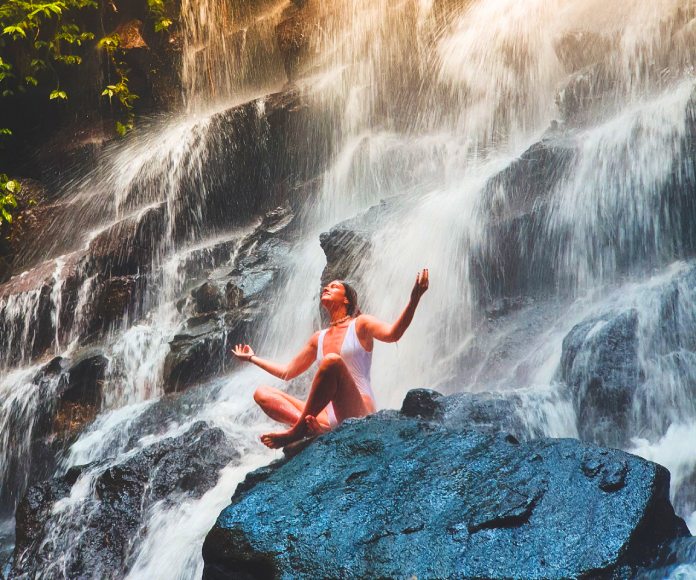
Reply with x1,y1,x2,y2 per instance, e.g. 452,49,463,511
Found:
1,0,696,577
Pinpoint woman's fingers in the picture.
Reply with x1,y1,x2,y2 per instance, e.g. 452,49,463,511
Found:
232,343,252,357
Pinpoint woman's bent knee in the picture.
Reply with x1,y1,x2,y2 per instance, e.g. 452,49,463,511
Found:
253,385,274,405
319,353,344,370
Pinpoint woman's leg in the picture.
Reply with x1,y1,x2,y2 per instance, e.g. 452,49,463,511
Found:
253,385,331,428
260,354,370,448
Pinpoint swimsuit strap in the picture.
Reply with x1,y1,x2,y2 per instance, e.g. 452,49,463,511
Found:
317,328,328,361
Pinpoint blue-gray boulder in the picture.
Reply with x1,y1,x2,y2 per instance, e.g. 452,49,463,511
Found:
202,408,689,579
560,308,640,448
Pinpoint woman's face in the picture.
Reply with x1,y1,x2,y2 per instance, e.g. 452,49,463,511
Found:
321,280,348,311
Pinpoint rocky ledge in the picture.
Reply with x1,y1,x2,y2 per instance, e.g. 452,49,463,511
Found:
202,390,690,579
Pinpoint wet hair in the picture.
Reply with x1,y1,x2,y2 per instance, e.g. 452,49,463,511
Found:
339,280,361,317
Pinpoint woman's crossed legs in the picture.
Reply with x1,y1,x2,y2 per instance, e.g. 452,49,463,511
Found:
254,353,374,448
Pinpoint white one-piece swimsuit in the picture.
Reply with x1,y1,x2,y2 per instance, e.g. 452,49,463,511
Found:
316,318,375,427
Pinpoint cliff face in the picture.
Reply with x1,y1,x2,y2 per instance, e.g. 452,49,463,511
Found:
202,391,689,579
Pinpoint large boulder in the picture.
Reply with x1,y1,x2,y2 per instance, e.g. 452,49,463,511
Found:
203,403,689,579
11,421,240,579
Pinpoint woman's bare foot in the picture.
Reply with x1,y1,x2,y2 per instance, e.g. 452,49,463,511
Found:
260,423,307,449
305,415,330,435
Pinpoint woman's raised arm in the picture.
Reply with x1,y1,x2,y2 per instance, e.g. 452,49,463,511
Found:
358,269,429,343
232,332,319,380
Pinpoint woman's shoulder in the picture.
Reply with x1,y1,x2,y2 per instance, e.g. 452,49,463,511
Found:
354,314,372,334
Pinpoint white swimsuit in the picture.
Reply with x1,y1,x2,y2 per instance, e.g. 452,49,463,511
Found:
316,318,375,426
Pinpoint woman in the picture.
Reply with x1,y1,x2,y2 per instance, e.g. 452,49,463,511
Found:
232,269,429,448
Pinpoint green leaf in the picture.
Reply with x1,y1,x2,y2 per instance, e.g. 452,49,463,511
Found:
115,121,127,136
49,89,68,100
97,34,119,49
5,180,19,193
24,75,38,86
0,128,12,136
3,25,27,38
1,208,12,224
154,18,172,32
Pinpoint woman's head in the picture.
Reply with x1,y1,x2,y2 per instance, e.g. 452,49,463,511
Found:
320,280,360,316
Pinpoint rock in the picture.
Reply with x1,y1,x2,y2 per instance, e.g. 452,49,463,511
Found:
0,350,109,514
114,19,147,50
83,275,142,338
471,135,576,305
400,388,444,420
59,351,108,408
163,317,237,393
560,309,641,448
12,422,240,579
191,282,225,314
275,1,319,81
402,388,541,440
554,31,613,74
163,205,294,392
202,411,689,579
319,199,404,288
0,178,53,284
86,204,166,277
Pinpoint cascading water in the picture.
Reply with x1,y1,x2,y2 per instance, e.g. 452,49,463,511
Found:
2,0,696,577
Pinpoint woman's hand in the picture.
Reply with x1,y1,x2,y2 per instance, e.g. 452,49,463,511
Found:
232,343,255,362
410,269,429,302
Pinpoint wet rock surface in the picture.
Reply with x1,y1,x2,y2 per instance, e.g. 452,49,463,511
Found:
401,387,542,440
163,204,295,392
203,398,689,579
11,421,239,580
319,198,407,287
0,351,108,514
472,134,576,304
561,309,641,448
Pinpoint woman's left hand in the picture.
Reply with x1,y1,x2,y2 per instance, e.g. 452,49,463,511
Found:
232,343,255,362
411,269,429,301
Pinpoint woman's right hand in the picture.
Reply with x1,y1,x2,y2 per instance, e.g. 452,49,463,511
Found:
232,343,255,362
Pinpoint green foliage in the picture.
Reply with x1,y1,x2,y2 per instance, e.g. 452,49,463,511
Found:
0,0,98,103
98,33,138,135
147,0,172,32
0,175,20,225
0,0,175,142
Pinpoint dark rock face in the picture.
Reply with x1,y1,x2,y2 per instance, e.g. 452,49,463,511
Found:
561,309,641,448
0,351,108,514
471,135,576,305
12,421,239,579
473,87,696,308
163,204,295,392
203,409,689,579
0,85,327,371
319,198,404,289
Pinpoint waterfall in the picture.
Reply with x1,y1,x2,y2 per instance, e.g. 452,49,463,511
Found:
2,0,696,576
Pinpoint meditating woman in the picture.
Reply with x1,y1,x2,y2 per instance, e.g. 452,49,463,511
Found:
232,269,429,448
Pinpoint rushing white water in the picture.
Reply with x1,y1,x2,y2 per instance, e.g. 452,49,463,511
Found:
2,0,696,576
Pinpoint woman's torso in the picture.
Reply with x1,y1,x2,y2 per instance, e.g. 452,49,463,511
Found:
317,318,375,403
